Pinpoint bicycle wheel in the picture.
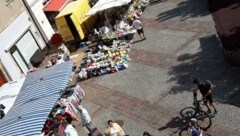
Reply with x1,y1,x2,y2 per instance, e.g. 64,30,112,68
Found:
194,111,212,130
180,107,196,118
179,127,190,136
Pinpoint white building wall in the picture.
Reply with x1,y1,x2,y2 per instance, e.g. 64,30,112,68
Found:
0,53,23,81
29,19,46,50
27,0,55,41
0,11,45,80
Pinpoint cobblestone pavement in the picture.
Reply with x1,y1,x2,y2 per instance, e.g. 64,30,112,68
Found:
74,0,240,135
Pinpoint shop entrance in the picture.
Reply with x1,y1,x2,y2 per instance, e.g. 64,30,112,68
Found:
10,30,40,75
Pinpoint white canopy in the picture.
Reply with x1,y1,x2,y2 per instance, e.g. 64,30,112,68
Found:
86,0,131,16
0,78,25,114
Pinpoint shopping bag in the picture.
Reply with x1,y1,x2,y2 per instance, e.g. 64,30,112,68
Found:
88,127,103,136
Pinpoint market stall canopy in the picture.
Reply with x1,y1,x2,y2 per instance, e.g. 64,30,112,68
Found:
0,61,73,136
43,0,70,12
86,0,131,15
0,78,25,115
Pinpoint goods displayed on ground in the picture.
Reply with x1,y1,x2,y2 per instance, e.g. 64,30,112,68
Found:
74,0,150,81
46,45,76,69
77,40,131,81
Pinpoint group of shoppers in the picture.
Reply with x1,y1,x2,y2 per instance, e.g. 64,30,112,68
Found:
63,106,153,136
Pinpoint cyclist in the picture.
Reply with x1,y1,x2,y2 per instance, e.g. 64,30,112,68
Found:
193,78,217,114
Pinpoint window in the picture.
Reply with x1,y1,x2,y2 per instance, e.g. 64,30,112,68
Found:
10,31,40,75
15,31,40,64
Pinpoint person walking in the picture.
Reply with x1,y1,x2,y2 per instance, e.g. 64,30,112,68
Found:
105,120,125,136
193,78,217,114
76,105,92,132
132,16,146,40
63,116,79,136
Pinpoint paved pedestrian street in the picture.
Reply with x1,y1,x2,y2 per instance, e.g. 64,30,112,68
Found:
75,0,240,135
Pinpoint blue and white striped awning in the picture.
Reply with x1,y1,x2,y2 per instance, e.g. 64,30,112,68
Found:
0,61,73,136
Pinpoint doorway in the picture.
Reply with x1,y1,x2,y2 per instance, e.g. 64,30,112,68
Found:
10,46,29,75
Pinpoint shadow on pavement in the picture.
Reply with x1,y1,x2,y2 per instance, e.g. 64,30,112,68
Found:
158,116,183,135
156,0,209,22
167,34,240,107
149,0,166,6
131,39,143,44
159,107,213,136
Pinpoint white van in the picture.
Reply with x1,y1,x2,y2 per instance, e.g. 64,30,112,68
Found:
0,78,25,116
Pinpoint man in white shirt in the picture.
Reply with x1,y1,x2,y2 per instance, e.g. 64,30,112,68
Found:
77,105,92,132
64,116,79,136
132,16,146,40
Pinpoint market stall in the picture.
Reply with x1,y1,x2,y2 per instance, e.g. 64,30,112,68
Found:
0,61,73,136
85,0,150,43
74,0,150,81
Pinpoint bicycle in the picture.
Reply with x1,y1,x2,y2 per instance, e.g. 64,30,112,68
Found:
180,92,212,131
179,117,210,136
